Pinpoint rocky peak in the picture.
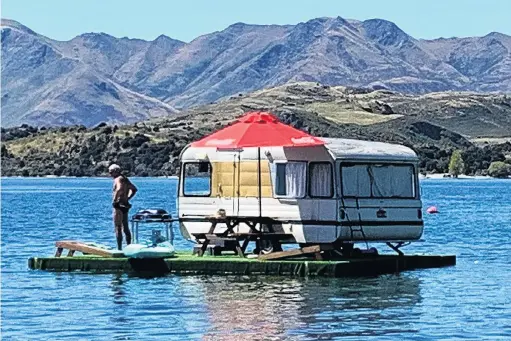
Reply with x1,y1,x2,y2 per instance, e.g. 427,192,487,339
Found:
0,18,37,36
483,32,511,48
485,32,510,39
362,18,411,46
225,22,249,31
77,32,117,44
152,34,185,49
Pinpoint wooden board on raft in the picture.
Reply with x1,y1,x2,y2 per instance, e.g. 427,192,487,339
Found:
55,240,124,258
258,245,333,261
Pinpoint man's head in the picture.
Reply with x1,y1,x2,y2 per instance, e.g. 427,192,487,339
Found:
108,164,122,177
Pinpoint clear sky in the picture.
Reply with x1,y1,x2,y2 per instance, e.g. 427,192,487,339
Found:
2,0,510,42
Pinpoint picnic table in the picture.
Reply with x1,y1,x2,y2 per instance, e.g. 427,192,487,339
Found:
181,216,292,257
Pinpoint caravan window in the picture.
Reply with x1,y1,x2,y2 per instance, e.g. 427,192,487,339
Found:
341,163,415,198
274,162,307,198
341,164,372,197
309,162,333,198
182,162,212,196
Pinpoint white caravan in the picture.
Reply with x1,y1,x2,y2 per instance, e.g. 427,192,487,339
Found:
177,138,423,249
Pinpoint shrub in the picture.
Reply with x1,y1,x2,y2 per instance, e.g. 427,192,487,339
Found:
101,126,113,135
488,161,511,178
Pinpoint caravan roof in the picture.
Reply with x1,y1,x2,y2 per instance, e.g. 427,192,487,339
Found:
181,138,418,162
323,138,418,162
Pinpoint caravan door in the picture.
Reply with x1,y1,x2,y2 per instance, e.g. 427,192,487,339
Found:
211,153,241,216
273,161,338,243
306,162,338,242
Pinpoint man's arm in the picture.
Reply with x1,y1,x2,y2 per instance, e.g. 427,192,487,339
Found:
113,177,123,203
128,181,138,200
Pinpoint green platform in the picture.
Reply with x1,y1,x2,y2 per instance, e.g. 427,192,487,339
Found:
28,252,456,277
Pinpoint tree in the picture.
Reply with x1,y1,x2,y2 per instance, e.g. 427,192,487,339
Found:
1,144,11,158
448,150,464,177
488,161,511,178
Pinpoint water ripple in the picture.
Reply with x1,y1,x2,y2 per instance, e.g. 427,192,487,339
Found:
1,178,511,340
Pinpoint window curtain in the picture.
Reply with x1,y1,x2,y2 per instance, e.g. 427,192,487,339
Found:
371,165,393,197
342,164,414,198
310,163,332,197
342,165,371,197
391,165,414,197
273,162,306,198
371,165,414,197
285,162,306,198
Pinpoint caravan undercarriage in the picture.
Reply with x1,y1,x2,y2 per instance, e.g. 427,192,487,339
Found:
386,242,412,256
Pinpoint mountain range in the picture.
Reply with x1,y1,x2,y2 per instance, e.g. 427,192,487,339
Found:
1,17,511,127
3,82,511,177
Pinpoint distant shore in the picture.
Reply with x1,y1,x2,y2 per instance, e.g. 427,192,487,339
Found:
2,174,509,180
0,175,180,179
419,173,510,180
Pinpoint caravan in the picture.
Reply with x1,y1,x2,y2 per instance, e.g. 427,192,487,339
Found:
178,136,423,250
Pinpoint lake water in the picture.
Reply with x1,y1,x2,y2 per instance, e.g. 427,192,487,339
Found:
1,178,510,340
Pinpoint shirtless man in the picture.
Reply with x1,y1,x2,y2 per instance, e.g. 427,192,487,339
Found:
109,164,138,250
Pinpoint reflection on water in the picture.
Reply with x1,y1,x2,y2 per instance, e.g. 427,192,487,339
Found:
1,178,511,340
194,275,421,340
97,273,422,341
110,274,127,305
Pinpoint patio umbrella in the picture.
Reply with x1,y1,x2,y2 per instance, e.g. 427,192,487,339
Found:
191,111,325,219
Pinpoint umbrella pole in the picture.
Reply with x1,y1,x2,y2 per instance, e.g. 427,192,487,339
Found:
258,147,262,221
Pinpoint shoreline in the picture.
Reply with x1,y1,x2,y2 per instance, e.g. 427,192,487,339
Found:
419,174,500,180
0,175,180,180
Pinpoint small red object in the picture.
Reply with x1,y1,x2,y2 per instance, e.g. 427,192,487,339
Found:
427,206,439,214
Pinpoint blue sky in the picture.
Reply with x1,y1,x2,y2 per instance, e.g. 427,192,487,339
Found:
2,0,510,42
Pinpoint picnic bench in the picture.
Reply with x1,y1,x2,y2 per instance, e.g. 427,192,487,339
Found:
183,216,293,258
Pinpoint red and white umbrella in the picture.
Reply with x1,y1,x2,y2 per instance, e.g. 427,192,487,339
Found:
191,111,325,148
191,111,325,218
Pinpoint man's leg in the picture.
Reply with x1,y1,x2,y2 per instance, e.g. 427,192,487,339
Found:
123,210,132,245
113,208,123,250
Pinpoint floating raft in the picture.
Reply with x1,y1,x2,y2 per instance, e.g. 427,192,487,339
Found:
28,252,456,277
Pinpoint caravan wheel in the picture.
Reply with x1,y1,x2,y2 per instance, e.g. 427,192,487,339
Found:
255,224,284,254
254,240,283,254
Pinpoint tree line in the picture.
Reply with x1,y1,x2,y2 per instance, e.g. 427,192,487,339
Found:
2,124,511,178
448,147,511,178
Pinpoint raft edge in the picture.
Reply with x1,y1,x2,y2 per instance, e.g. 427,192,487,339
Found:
28,254,456,277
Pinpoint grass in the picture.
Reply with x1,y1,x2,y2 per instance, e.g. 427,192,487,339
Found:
6,132,71,156
114,129,169,144
33,251,343,265
305,102,402,126
471,136,511,145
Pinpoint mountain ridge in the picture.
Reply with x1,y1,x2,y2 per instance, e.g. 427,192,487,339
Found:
1,17,510,127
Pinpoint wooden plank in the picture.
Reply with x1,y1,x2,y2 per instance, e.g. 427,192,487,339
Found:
207,221,218,234
229,233,291,238
235,245,245,258
240,238,251,253
314,252,323,261
204,234,236,241
55,241,123,258
198,240,209,257
258,245,332,261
